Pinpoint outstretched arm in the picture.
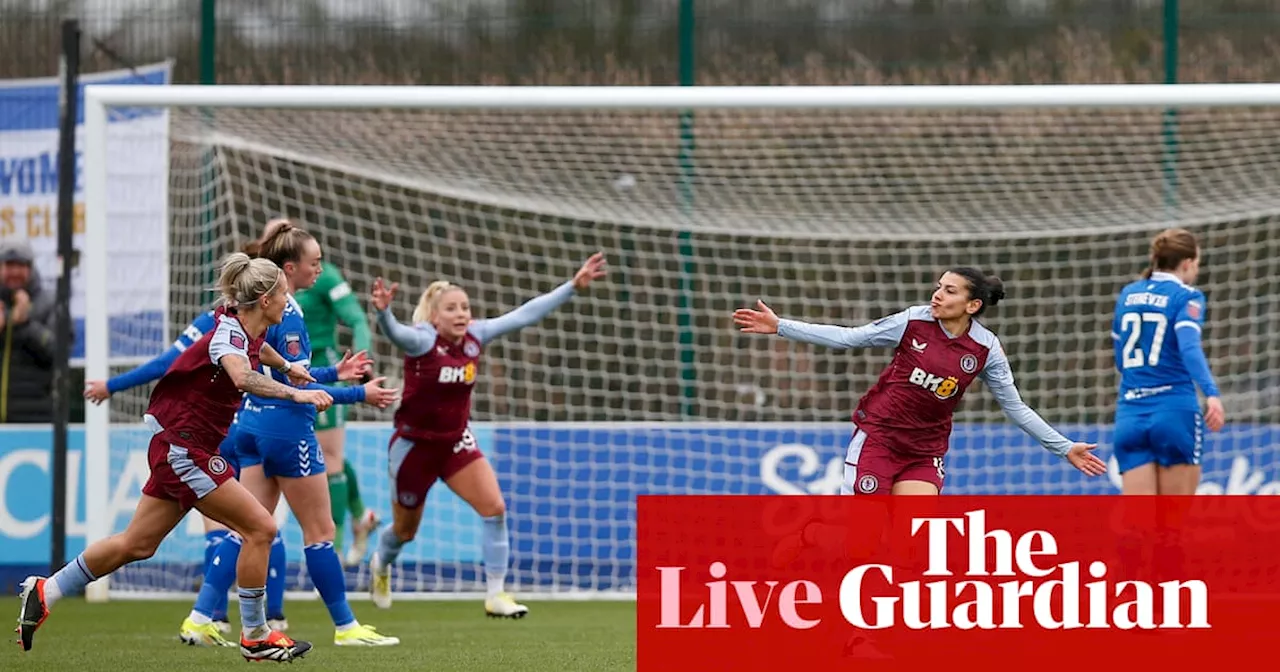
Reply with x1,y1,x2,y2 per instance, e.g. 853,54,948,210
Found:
981,356,1073,458
106,344,183,394
980,344,1106,475
375,308,436,357
469,253,606,345
734,301,912,350
90,312,217,401
469,281,576,345
301,381,365,405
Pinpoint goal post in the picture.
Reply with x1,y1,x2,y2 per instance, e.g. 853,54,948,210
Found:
82,83,1280,601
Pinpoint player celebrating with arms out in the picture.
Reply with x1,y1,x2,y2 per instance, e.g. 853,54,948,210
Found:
733,267,1107,495
367,252,607,617
1111,228,1224,495
20,253,330,662
181,220,401,648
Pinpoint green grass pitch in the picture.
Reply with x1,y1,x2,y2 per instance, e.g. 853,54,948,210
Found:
3,599,636,671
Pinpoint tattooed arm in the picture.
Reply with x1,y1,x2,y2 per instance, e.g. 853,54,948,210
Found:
220,355,333,411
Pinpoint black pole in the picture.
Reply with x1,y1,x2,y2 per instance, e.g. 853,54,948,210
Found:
51,18,81,574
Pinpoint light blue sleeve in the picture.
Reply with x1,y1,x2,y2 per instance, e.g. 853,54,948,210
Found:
469,281,577,346
979,342,1074,458
375,307,436,357
775,307,913,350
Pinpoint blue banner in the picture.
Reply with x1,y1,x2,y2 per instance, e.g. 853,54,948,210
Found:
0,62,171,361
2,422,1278,591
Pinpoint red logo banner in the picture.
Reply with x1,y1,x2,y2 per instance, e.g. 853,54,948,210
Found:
638,495,1280,670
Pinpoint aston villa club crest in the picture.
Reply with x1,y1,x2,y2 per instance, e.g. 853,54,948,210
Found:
464,340,480,358
285,333,302,357
208,456,228,475
960,353,978,374
229,331,246,349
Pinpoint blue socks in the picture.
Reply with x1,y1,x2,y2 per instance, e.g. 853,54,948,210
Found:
482,515,510,596
267,532,286,620
204,530,231,621
304,541,355,628
193,531,290,623
193,532,241,620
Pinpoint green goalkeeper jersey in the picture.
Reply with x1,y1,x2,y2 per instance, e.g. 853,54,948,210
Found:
295,261,373,358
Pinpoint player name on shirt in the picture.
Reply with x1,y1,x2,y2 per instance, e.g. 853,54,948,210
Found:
1123,291,1170,308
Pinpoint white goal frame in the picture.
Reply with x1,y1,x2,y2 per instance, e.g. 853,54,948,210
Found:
81,82,1280,602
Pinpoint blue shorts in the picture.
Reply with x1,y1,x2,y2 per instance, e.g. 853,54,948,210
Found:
216,422,241,477
234,430,325,479
1113,409,1204,473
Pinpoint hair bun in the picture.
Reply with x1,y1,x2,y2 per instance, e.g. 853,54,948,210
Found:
985,275,1006,306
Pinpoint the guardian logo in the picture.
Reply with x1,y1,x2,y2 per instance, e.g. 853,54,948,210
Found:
654,509,1209,631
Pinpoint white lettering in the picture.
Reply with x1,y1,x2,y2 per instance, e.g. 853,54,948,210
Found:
839,564,896,629
1124,292,1170,308
911,516,964,576
759,443,843,495
834,511,1209,630
0,449,51,539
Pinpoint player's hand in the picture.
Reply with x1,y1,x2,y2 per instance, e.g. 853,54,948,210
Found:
1205,396,1226,432
84,380,110,404
371,277,398,312
1065,442,1107,476
361,376,400,409
733,300,781,335
293,389,333,412
572,252,608,290
335,349,374,381
285,366,316,387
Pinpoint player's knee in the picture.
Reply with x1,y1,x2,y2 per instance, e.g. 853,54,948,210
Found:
121,534,162,562
240,513,278,548
302,517,336,545
392,520,418,543
473,499,505,519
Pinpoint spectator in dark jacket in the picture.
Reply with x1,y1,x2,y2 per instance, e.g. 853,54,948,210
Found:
0,240,56,423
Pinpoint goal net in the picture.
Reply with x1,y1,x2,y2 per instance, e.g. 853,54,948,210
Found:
84,85,1280,600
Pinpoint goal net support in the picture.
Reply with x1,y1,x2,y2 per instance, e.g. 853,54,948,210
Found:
82,84,1280,602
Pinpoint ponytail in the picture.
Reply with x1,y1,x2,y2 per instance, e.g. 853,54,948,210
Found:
217,252,282,309
243,217,314,269
1144,228,1199,279
947,266,1005,317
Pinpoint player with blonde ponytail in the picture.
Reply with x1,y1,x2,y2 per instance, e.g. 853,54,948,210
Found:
367,253,607,618
21,253,329,662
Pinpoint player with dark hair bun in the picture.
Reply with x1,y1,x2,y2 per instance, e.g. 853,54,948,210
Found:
734,267,1105,496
